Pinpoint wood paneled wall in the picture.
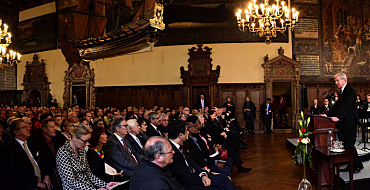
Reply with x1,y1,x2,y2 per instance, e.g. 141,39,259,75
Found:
216,83,265,131
302,82,370,112
95,83,266,131
95,85,185,109
0,90,22,106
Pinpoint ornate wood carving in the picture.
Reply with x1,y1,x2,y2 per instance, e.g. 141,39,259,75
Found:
180,44,220,107
21,54,51,106
262,47,302,132
63,61,95,107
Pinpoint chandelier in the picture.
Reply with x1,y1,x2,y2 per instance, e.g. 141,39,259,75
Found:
236,0,299,44
0,19,21,69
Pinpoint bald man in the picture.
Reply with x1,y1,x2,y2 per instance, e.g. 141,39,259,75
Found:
130,137,184,190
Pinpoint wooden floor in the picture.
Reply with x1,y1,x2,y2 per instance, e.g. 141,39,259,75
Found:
232,133,307,190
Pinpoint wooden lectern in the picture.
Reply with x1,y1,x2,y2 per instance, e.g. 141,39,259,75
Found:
307,115,337,187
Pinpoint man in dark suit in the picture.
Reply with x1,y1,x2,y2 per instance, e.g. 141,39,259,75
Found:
260,98,272,134
195,94,209,110
320,98,332,114
1,118,51,190
146,112,163,137
130,136,185,190
243,96,256,133
30,118,62,189
126,119,144,155
167,120,237,190
105,117,141,176
327,72,363,173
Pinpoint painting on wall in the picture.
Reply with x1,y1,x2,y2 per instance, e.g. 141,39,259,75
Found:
321,0,370,79
17,13,57,54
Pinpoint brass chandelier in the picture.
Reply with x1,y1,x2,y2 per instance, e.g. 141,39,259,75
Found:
236,0,299,44
0,19,21,69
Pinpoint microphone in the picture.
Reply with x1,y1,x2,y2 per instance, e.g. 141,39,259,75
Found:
322,91,327,96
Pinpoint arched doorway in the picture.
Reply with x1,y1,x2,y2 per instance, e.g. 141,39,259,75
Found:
262,47,302,133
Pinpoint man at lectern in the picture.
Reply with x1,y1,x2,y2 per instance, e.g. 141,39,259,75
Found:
326,72,364,173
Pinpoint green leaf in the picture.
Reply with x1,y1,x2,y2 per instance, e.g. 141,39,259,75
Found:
299,129,303,137
307,117,310,126
301,111,304,120
299,120,303,127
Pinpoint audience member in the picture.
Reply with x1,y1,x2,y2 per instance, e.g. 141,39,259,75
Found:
126,119,144,154
56,124,117,189
310,99,320,115
31,118,62,189
87,126,129,183
167,120,238,190
130,136,184,190
105,117,141,176
2,118,50,189
243,96,256,133
260,98,272,134
146,112,163,137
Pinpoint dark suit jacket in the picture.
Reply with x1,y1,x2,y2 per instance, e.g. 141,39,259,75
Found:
145,123,162,137
1,139,39,190
185,136,215,168
260,103,272,119
86,149,129,183
130,159,185,190
105,134,141,176
125,133,144,155
167,141,204,186
327,84,358,143
195,99,209,109
243,101,256,119
205,119,226,145
31,134,62,189
320,105,332,114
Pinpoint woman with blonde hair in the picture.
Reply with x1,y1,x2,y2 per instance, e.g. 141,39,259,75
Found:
56,125,118,190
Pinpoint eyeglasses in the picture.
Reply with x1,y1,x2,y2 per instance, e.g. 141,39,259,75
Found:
78,137,89,144
160,149,175,155
154,117,161,120
162,119,169,122
118,124,129,128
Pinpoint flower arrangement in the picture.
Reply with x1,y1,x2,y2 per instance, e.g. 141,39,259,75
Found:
293,111,313,168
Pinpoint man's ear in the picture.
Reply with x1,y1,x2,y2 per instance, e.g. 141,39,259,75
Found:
156,154,162,162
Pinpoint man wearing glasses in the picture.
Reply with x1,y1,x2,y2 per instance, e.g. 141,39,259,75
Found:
2,118,51,190
130,136,184,190
105,117,142,176
146,112,163,137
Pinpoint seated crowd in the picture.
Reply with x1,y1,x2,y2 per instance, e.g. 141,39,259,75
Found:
0,103,250,190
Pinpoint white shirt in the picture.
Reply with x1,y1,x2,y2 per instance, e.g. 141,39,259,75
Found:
15,138,39,167
114,133,138,162
129,133,143,149
169,139,189,166
341,83,347,94
150,123,162,136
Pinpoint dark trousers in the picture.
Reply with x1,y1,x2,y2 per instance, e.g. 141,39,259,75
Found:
245,114,254,131
338,130,363,169
262,115,272,133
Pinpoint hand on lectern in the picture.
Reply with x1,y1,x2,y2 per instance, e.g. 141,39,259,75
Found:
330,117,339,122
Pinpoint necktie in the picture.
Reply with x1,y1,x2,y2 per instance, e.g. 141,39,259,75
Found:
47,140,56,157
156,128,162,136
267,104,269,115
23,141,41,182
179,147,189,167
121,139,137,163
135,136,143,149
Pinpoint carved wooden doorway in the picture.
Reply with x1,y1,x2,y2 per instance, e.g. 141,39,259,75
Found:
262,47,302,133
180,45,220,108
63,61,95,107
